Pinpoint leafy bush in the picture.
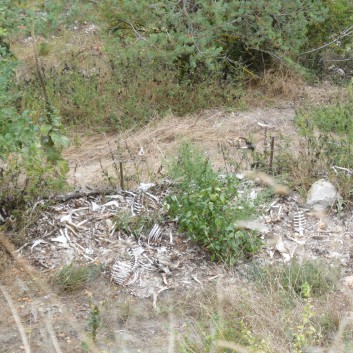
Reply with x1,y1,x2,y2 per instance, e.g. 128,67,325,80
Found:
0,4,69,229
0,149,67,198
166,143,262,264
0,17,37,157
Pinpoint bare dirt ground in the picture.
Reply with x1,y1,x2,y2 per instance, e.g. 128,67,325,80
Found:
63,83,343,188
1,84,353,353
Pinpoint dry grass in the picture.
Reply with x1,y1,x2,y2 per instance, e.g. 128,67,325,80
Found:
175,276,353,353
1,230,352,353
246,67,306,105
63,107,296,187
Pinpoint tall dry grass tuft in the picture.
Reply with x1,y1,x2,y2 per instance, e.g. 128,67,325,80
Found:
176,272,352,353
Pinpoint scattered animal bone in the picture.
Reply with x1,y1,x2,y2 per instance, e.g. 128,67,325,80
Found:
148,224,162,244
293,210,307,236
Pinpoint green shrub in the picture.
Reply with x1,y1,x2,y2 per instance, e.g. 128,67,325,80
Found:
166,143,262,264
102,0,326,79
305,0,353,50
296,105,353,171
0,9,69,229
0,19,38,158
302,103,353,137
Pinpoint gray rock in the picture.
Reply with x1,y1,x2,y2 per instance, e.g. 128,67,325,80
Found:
306,179,339,209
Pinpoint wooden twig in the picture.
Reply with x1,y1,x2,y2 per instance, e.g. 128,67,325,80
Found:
119,161,124,190
52,189,116,202
0,285,32,353
269,136,275,172
331,165,353,176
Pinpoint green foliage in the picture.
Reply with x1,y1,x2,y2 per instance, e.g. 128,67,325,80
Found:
300,102,353,137
102,0,326,78
167,142,217,189
0,1,21,37
181,315,270,353
296,105,353,169
266,100,353,205
166,143,262,264
0,7,38,158
52,263,101,293
293,102,353,203
0,3,70,224
88,299,101,342
0,1,69,161
39,112,70,172
15,0,352,133
305,0,353,49
291,300,321,353
19,0,96,37
38,42,51,56
250,260,340,298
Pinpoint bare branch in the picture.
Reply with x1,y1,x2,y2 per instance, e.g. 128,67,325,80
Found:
300,25,353,56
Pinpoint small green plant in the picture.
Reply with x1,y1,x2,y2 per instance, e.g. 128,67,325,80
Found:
166,142,262,264
38,42,51,56
291,299,321,353
88,299,101,342
0,148,68,239
52,263,101,293
180,314,271,353
236,319,270,352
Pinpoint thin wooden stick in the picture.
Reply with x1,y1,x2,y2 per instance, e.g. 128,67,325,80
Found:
119,161,124,190
269,136,275,172
44,312,63,353
0,285,31,353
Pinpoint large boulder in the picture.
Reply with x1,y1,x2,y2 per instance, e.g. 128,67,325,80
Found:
306,179,339,209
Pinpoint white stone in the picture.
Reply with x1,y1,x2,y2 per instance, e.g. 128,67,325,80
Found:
306,179,339,209
342,276,353,289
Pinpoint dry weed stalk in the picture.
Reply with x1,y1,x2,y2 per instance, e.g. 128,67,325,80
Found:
44,312,63,353
0,284,32,353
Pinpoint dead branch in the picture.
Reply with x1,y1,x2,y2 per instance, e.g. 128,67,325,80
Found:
52,188,116,202
300,25,353,56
